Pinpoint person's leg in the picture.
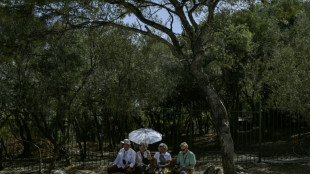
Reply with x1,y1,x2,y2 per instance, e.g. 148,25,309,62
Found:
170,169,180,174
159,168,164,174
135,166,142,174
107,165,123,174
142,166,149,174
187,169,193,174
154,167,160,174
124,167,133,174
177,168,193,174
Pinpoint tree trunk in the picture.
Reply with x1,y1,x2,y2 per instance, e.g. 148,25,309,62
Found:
47,133,69,174
22,120,33,157
0,137,3,171
105,112,114,151
15,116,33,157
191,57,236,174
93,111,103,151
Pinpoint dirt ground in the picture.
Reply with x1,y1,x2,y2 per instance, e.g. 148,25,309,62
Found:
2,162,310,174
60,162,310,173
194,162,310,174
241,162,310,174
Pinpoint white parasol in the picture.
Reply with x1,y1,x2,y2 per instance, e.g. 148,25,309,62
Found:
129,128,162,144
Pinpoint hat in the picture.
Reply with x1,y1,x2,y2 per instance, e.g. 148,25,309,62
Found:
121,139,131,145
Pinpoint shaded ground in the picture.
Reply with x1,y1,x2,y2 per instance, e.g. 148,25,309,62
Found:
182,162,310,174
238,162,310,174
2,162,310,174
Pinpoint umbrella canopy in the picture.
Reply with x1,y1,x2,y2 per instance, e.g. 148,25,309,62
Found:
129,128,162,144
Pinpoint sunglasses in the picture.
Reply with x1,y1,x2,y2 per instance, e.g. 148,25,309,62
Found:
181,148,186,151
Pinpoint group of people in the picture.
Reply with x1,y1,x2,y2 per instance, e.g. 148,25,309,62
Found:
107,139,196,174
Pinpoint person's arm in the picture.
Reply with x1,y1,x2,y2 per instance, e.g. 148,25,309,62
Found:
153,152,160,168
136,152,140,166
174,153,183,172
185,153,196,170
129,150,136,168
154,152,159,165
176,153,180,165
187,164,194,170
113,151,121,165
175,153,180,169
147,150,152,160
151,157,157,167
158,160,170,168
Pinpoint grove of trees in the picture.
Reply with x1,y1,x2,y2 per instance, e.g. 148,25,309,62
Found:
1,0,310,173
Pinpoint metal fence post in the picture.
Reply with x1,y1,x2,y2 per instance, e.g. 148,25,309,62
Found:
258,102,262,163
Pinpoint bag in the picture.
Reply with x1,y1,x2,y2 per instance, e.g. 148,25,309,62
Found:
164,168,170,174
159,154,166,165
142,156,150,165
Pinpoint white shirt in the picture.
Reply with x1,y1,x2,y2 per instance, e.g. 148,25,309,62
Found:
113,148,136,168
154,152,171,165
136,150,151,166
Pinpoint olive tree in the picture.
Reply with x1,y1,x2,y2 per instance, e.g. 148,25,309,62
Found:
56,0,237,172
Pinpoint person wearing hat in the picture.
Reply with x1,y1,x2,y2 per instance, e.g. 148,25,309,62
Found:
135,142,152,174
153,143,171,174
107,139,136,174
173,142,196,174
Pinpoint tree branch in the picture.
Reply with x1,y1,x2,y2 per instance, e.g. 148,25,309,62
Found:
169,0,194,38
90,20,182,59
107,1,176,37
187,1,200,30
196,0,219,52
104,1,186,60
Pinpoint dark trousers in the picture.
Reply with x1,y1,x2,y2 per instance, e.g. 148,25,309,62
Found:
135,165,148,174
107,164,133,174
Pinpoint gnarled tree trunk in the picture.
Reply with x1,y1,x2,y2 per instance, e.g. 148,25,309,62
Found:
191,55,236,174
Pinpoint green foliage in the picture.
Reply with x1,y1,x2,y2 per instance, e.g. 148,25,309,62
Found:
222,0,310,116
262,7,310,114
199,0,310,119
1,0,310,156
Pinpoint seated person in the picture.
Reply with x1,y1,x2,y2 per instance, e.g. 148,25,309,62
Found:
107,139,136,174
135,142,152,174
153,143,171,174
173,142,196,174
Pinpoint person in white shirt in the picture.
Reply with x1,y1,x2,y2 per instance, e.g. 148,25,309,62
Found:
153,143,171,174
135,142,152,174
107,139,136,174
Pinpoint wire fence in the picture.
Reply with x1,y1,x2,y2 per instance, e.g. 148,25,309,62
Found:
0,107,310,172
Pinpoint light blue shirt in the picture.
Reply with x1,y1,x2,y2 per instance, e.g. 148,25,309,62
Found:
154,152,171,165
113,148,136,168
